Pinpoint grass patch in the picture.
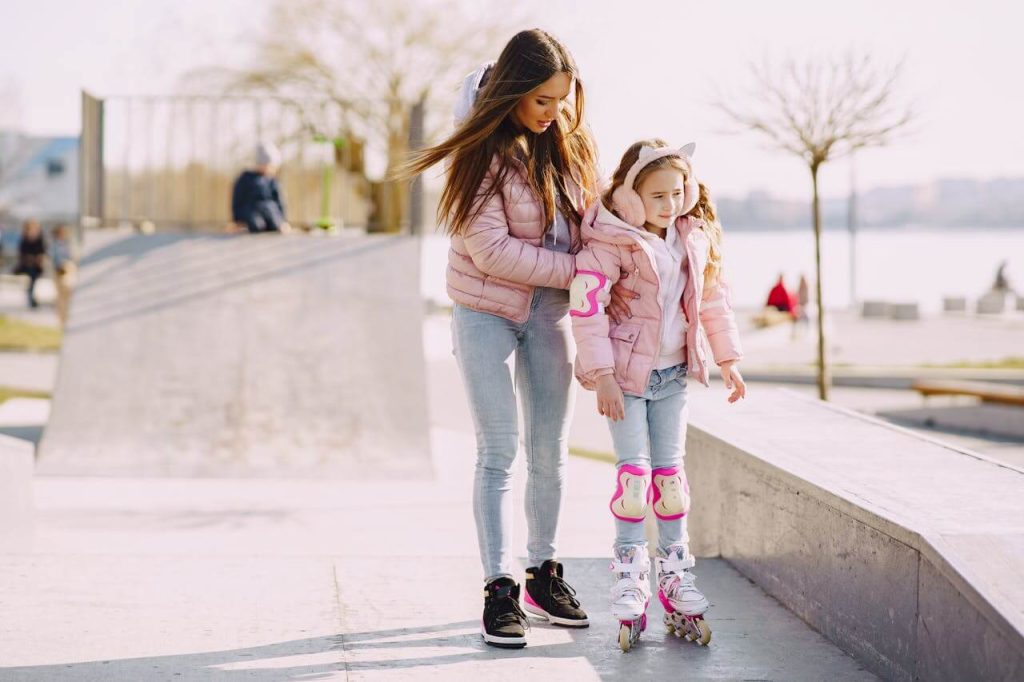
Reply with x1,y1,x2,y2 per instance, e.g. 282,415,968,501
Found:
0,385,50,404
922,358,1024,370
569,445,616,465
0,316,62,352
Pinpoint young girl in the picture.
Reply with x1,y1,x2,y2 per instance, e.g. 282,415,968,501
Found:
569,139,745,651
400,30,602,648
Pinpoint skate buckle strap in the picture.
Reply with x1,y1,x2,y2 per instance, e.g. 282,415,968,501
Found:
612,577,651,599
611,561,649,576
660,555,695,573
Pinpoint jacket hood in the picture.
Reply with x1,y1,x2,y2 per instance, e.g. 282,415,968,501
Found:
453,62,495,127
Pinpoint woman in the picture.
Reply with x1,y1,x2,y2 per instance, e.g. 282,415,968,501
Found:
401,29,601,648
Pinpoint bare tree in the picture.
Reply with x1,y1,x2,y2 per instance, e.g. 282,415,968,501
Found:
189,0,522,232
718,52,913,400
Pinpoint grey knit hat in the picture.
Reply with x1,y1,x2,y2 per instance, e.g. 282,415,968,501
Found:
255,141,282,167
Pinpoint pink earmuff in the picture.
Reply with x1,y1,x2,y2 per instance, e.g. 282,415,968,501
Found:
611,143,699,227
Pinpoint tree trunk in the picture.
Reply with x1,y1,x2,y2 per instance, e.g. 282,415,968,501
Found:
380,96,410,233
811,164,830,400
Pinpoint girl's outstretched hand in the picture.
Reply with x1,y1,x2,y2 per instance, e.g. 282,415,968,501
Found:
596,374,625,421
720,361,746,403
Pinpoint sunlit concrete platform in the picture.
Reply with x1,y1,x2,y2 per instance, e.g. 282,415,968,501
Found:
686,390,1024,681
0,429,874,681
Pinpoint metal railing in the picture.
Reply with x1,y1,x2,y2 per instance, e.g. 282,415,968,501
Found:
80,92,373,231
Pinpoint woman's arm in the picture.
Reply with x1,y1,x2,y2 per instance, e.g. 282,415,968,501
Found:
461,167,576,289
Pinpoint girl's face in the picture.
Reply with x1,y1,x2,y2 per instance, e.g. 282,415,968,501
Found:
513,71,571,134
637,168,687,230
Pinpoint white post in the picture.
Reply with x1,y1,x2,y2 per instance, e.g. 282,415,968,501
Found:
848,154,858,309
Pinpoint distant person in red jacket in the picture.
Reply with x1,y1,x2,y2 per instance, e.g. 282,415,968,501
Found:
766,274,798,318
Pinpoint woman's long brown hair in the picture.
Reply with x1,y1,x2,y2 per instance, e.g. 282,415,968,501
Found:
396,29,599,243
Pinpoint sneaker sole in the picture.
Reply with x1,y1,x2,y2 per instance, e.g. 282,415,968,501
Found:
523,601,590,628
480,626,527,648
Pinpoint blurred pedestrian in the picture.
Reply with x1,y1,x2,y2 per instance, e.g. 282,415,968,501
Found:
797,274,810,321
14,218,46,308
231,142,291,234
51,223,76,327
993,261,1012,293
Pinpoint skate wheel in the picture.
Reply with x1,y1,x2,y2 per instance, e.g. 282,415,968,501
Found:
694,619,712,646
618,624,632,652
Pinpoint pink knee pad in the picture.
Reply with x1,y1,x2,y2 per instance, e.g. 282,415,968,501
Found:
610,464,651,522
652,466,690,520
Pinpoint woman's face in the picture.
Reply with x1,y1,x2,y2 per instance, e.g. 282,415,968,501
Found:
513,71,572,134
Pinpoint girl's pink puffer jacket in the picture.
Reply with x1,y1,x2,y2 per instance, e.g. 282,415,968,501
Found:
571,202,743,394
446,157,588,323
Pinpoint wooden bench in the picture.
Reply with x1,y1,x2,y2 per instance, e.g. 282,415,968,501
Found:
911,379,1024,407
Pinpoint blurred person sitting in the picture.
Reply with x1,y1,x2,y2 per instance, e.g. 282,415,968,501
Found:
751,273,799,329
51,223,76,327
766,273,798,317
13,219,47,308
231,142,292,234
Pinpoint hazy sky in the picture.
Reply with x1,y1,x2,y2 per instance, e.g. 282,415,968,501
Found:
2,0,1021,199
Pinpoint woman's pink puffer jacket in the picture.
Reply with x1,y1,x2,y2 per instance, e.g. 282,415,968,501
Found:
446,157,588,323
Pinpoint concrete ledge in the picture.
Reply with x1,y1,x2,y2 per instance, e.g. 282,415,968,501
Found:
685,389,1024,681
741,365,1024,390
0,433,34,552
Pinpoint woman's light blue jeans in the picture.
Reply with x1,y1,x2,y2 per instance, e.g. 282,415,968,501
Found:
452,287,574,582
608,363,689,554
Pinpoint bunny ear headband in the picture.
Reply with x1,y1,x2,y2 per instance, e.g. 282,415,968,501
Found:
611,143,699,228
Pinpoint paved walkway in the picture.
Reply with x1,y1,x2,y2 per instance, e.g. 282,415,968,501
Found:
741,308,1024,368
0,428,875,681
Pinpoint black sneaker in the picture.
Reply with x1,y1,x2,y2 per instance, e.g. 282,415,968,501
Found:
524,560,589,627
481,577,528,648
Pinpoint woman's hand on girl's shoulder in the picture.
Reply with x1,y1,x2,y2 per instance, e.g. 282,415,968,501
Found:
720,361,746,403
